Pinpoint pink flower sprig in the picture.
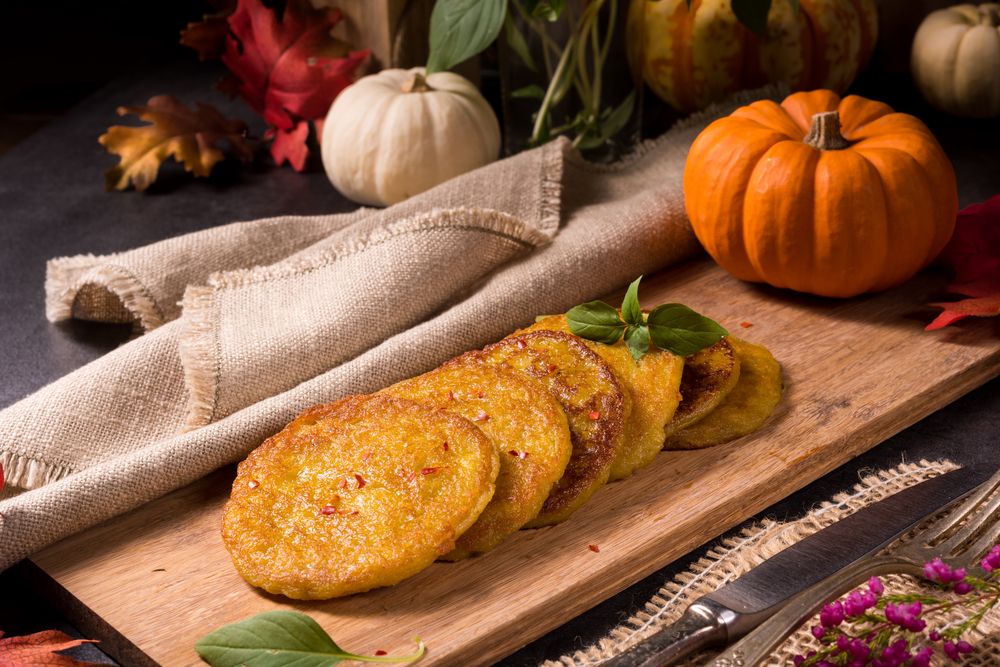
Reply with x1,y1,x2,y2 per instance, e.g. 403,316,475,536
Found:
793,545,1000,666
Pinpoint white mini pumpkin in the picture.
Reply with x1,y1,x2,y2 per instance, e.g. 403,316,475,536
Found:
912,3,1000,117
321,68,501,206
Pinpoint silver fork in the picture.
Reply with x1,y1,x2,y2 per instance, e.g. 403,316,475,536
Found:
709,466,1000,667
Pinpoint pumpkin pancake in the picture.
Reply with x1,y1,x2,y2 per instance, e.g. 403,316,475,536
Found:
222,394,499,599
665,338,782,449
520,314,684,480
479,330,626,526
663,338,741,440
383,356,572,559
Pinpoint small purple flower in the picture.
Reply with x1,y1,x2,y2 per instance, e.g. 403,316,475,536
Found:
843,588,878,617
885,601,926,632
930,630,942,641
981,544,1000,573
924,557,965,584
868,576,884,596
820,600,845,627
954,581,973,595
944,640,961,660
811,624,826,640
911,646,934,667
957,640,973,654
792,656,805,667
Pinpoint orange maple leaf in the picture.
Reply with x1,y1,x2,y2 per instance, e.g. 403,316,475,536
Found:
0,629,98,666
99,95,254,192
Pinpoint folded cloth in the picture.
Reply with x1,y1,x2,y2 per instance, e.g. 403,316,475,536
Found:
0,86,782,570
545,459,1000,667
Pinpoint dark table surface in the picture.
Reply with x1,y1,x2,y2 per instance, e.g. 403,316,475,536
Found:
1,63,999,666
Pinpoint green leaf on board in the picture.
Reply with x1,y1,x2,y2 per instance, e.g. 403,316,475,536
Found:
647,303,728,357
620,275,643,327
503,11,537,71
427,0,507,74
731,0,773,36
624,324,651,363
566,301,626,345
512,84,547,99
195,611,425,667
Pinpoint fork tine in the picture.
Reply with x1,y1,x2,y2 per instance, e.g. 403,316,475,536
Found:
961,518,1000,566
938,480,1000,555
928,468,1000,546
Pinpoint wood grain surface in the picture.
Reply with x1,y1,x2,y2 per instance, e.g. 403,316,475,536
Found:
29,258,1000,667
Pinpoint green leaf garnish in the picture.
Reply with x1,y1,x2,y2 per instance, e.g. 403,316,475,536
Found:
647,303,728,357
620,275,644,327
624,324,650,363
426,0,507,74
524,0,566,21
564,276,727,360
195,611,425,667
566,301,626,345
512,84,547,100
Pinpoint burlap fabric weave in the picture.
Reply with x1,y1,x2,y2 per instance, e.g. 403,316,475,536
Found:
546,460,1000,666
0,86,784,572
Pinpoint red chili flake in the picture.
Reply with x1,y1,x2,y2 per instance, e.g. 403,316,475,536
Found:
337,477,348,489
739,321,754,329
588,544,600,553
350,510,359,516
320,505,338,515
546,363,558,373
447,390,455,401
361,450,372,461
473,410,490,422
442,441,449,451
588,410,601,421
355,473,367,488
476,390,485,398
516,339,527,350
508,450,529,459
247,479,260,489
406,471,416,482
375,650,387,656
421,466,448,475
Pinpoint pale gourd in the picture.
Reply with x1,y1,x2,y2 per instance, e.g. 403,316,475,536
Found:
912,3,1000,117
321,68,501,206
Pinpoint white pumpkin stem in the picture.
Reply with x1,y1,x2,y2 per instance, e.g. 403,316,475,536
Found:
402,72,432,93
980,5,1000,26
803,111,850,151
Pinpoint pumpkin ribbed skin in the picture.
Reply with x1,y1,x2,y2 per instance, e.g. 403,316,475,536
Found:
683,90,958,298
633,0,878,112
912,3,1000,118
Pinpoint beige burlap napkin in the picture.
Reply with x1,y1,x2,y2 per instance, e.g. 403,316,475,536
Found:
0,86,784,571
546,460,1000,667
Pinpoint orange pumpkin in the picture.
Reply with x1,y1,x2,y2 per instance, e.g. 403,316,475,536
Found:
683,90,958,298
631,0,878,112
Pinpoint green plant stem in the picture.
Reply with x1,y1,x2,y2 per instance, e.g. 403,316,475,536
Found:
530,32,577,142
511,0,561,78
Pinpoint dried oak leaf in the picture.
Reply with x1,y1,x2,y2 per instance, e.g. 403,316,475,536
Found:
181,12,232,61
100,95,253,191
0,629,98,666
927,195,1000,330
267,120,310,171
221,0,368,170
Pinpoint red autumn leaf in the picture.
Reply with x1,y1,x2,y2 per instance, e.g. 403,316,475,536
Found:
927,195,1000,330
268,120,310,171
221,0,369,131
100,95,254,191
181,12,232,61
0,629,98,666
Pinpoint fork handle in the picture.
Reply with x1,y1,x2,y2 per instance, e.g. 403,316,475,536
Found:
602,602,730,667
706,556,918,667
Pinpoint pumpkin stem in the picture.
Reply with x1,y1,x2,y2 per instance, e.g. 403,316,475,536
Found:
402,72,432,93
803,111,850,151
980,5,1000,26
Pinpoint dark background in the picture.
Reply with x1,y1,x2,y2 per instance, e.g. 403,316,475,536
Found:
1,1,998,665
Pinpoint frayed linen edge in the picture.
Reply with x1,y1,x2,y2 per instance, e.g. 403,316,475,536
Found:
178,285,219,431
46,256,165,331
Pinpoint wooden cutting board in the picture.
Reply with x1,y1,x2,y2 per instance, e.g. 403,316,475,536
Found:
26,258,1000,667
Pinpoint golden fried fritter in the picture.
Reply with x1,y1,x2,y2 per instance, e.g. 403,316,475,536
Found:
663,338,741,439
520,314,684,480
382,356,572,558
479,330,626,526
665,338,782,449
222,394,499,599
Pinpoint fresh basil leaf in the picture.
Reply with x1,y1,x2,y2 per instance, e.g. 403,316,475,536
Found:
731,0,772,36
427,0,507,74
566,301,626,345
647,303,728,356
524,0,565,21
620,274,643,327
624,324,650,363
598,90,636,142
195,611,424,667
512,84,546,100
503,12,537,71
